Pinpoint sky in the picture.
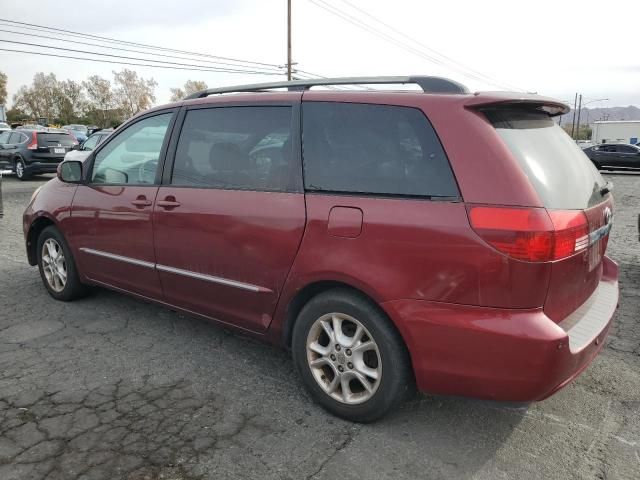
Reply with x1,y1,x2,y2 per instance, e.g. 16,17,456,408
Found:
1,0,638,109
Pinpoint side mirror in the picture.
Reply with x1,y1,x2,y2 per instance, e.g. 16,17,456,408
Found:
57,161,83,183
72,144,81,151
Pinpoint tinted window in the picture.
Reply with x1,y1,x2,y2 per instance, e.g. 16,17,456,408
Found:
8,132,23,144
92,113,172,185
171,106,294,191
302,102,458,197
0,132,9,144
485,108,607,209
37,133,75,147
618,145,638,153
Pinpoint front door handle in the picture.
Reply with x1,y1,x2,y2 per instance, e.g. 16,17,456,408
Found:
157,196,181,209
131,196,152,208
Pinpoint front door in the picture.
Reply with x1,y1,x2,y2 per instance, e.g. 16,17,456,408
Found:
68,111,175,299
152,104,306,332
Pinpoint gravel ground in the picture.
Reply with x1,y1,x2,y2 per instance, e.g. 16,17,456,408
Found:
0,173,639,480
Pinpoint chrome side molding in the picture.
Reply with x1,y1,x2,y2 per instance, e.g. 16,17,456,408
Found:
79,247,269,293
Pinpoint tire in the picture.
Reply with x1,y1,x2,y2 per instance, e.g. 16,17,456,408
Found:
14,157,30,181
36,225,89,301
292,288,413,422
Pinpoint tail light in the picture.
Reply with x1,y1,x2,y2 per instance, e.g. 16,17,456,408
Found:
27,132,38,150
68,131,79,145
468,205,589,262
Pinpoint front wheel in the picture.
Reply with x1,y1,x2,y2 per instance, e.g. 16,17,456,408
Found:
14,158,30,180
36,226,88,301
292,288,413,422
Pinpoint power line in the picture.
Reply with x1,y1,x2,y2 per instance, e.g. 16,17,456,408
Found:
0,27,284,73
0,48,282,75
0,39,282,75
0,18,281,69
336,0,522,91
308,0,521,91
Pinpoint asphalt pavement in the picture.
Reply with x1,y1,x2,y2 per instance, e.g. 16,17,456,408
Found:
0,173,639,480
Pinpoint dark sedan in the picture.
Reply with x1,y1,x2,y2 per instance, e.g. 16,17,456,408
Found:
584,143,640,170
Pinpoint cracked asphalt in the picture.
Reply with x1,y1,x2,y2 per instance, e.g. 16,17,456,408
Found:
1,173,639,480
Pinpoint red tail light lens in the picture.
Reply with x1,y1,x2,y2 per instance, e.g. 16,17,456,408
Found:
468,206,589,262
27,132,38,150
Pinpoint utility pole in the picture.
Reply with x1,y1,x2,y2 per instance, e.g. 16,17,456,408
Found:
287,0,292,81
575,94,583,140
570,93,578,138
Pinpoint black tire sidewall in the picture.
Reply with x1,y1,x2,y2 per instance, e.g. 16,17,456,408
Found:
292,288,412,422
15,158,29,180
36,226,85,301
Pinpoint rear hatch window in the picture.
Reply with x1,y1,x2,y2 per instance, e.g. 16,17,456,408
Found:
484,108,607,209
37,133,75,148
483,107,613,322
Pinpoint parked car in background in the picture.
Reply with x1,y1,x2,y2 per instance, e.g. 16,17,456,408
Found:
23,76,618,422
64,129,113,162
62,124,89,143
583,143,640,170
0,122,10,132
0,128,77,180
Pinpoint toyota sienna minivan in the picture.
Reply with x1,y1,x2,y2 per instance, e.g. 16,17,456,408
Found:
23,76,618,422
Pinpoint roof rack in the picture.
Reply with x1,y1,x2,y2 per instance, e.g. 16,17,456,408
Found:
184,76,469,99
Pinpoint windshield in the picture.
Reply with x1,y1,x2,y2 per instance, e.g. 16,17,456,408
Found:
485,108,608,209
0,122,9,129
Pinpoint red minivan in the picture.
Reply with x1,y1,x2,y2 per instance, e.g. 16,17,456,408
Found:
23,77,618,422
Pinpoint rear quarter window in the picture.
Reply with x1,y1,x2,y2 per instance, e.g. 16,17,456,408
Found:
484,108,608,209
302,102,459,198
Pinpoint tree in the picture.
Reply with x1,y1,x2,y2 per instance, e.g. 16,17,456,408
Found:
113,69,157,117
0,71,7,105
169,79,208,102
12,72,59,121
83,75,115,127
55,80,86,124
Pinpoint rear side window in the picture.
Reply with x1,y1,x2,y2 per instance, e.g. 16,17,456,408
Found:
302,102,458,197
9,132,23,144
0,132,9,143
171,106,294,192
37,133,75,147
485,108,607,209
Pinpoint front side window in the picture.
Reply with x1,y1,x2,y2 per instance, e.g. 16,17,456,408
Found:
302,102,459,197
82,135,100,151
91,113,172,185
171,106,294,191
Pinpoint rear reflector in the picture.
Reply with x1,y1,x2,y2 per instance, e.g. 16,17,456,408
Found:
468,206,589,262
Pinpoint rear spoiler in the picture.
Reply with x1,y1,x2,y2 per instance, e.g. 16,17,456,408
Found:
465,92,570,117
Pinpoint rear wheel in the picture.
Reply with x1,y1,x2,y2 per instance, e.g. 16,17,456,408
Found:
292,288,413,422
14,158,30,180
36,226,88,301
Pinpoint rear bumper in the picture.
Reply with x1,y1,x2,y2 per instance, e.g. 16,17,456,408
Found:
382,256,619,402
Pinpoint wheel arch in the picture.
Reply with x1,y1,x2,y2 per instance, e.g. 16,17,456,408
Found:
26,215,56,265
279,280,412,359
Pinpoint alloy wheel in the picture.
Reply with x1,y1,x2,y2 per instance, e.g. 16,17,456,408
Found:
306,312,382,405
41,238,67,292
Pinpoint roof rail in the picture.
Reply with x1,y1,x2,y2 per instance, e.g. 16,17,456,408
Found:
184,75,469,99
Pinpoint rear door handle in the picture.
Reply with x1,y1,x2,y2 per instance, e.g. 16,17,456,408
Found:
157,196,181,209
131,196,152,208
